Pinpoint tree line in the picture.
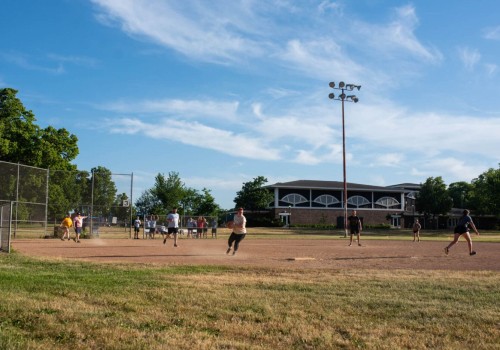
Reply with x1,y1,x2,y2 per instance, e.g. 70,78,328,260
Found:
416,169,499,224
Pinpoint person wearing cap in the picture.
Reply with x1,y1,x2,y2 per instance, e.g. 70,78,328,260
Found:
73,212,88,243
226,207,247,256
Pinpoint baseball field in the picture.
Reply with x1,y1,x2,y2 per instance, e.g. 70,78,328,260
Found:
1,228,499,349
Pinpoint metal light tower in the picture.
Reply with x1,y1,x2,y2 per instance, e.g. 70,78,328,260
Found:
328,81,361,237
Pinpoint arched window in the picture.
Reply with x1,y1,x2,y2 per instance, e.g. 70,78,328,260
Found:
313,194,340,207
347,195,370,208
281,193,308,205
375,196,400,209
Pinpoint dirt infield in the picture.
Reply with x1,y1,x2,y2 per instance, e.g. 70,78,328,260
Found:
11,237,500,271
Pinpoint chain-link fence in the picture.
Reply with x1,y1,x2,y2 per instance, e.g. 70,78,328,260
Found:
0,201,13,252
0,160,133,239
0,161,49,238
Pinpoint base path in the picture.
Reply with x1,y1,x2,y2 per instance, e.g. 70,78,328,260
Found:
11,238,500,271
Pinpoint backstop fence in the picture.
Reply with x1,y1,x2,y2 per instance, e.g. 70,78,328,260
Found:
0,160,133,239
0,201,13,253
0,161,49,238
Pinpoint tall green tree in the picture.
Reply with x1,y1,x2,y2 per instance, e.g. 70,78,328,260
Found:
134,172,223,218
469,165,500,216
135,191,163,216
1,88,80,220
150,172,186,212
84,166,117,218
0,88,78,168
448,181,473,209
416,176,453,228
136,172,187,215
195,188,220,216
234,176,274,211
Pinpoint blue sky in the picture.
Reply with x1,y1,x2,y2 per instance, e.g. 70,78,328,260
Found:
1,0,499,209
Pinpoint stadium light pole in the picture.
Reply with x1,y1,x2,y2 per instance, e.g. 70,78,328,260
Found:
328,81,361,238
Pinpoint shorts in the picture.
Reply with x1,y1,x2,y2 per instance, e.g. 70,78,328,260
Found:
75,227,82,234
134,227,140,233
350,227,360,235
454,225,468,234
168,227,178,235
149,228,156,233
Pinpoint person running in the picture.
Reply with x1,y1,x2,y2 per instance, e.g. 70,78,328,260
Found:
165,207,180,247
348,210,362,246
133,216,141,239
444,209,480,256
412,218,421,242
73,212,87,243
60,213,73,241
226,208,247,256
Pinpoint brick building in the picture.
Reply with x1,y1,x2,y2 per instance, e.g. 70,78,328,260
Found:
265,180,414,228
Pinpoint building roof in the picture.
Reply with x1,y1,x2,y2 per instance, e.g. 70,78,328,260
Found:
266,180,406,192
386,183,422,190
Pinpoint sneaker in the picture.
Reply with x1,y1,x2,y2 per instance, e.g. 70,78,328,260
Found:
470,251,476,256
174,244,178,247
444,247,449,255
232,251,236,256
358,244,362,246
76,240,80,243
226,248,231,255
163,238,167,244
60,238,64,241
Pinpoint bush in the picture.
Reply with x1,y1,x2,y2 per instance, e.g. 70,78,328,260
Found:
290,224,337,230
364,224,391,229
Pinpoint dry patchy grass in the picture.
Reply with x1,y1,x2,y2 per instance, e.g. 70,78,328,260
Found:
0,253,499,349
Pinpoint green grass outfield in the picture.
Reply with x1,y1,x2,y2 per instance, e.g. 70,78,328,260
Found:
1,233,500,349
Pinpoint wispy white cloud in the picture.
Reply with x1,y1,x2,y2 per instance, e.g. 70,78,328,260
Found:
46,54,99,68
483,26,500,40
353,5,443,64
484,63,498,77
370,153,405,168
318,1,343,15
458,47,481,70
106,117,281,160
0,52,64,74
91,0,268,64
100,98,239,121
89,1,440,85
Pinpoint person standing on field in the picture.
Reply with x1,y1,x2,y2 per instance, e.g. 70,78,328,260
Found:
147,215,158,239
60,213,73,241
226,208,247,256
412,218,421,242
133,216,141,239
165,207,180,247
444,209,480,256
73,212,87,243
348,210,362,246
211,218,218,238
